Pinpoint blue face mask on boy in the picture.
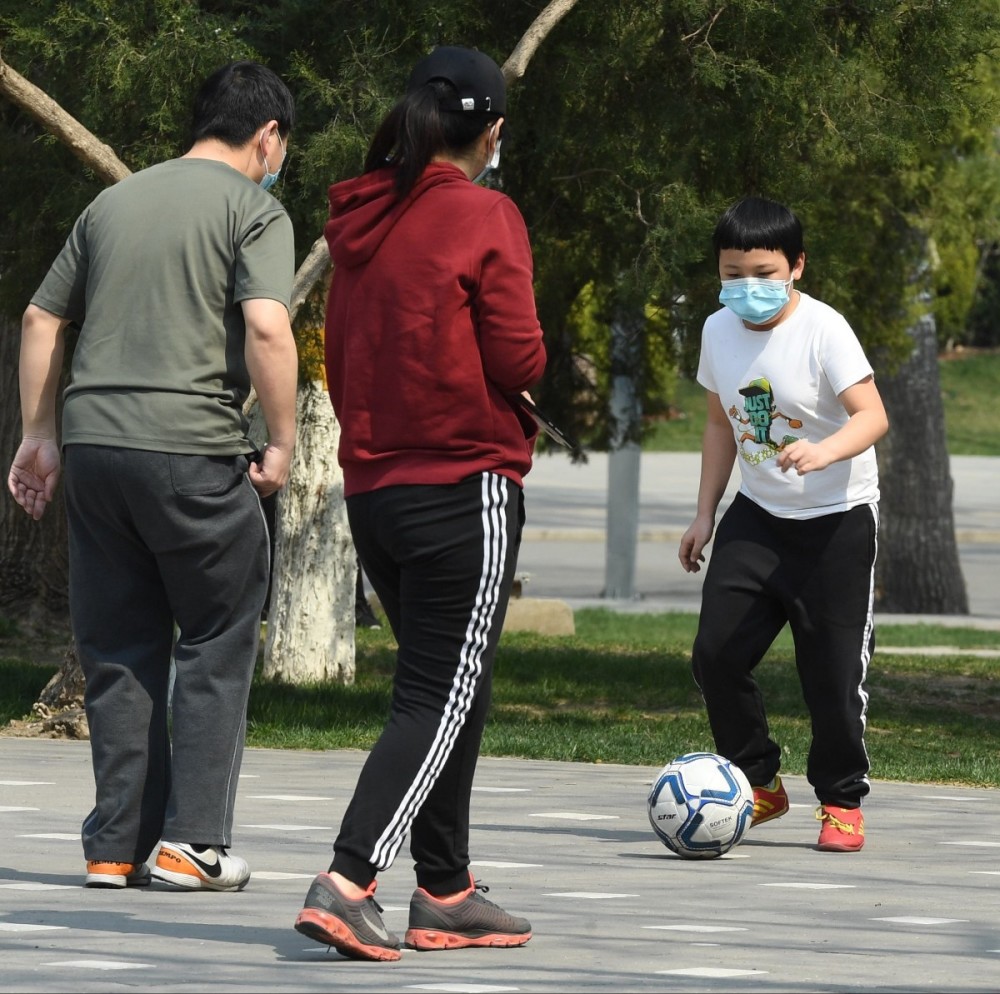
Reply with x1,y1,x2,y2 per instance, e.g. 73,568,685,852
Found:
719,276,793,324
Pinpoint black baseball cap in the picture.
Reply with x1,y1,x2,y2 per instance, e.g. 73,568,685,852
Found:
406,46,506,116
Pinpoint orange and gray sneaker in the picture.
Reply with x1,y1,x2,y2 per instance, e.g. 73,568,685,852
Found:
405,874,531,951
294,872,401,961
84,860,151,889
751,775,790,826
816,805,865,851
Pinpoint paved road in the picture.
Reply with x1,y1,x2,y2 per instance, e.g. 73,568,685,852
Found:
518,452,1000,624
3,739,999,993
4,454,998,992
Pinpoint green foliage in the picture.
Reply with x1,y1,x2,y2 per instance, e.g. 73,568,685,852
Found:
0,0,258,315
513,0,1000,417
2,0,999,440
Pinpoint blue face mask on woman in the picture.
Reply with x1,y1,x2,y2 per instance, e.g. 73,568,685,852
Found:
719,276,793,324
473,124,502,184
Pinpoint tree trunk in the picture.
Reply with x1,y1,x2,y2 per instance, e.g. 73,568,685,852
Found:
260,380,356,683
29,643,89,738
875,310,969,614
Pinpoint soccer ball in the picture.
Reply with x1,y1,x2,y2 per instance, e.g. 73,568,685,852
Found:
647,751,754,859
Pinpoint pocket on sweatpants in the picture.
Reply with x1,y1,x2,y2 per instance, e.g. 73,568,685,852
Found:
167,453,244,496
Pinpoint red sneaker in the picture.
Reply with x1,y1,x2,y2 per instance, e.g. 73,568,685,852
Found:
751,775,789,826
816,805,865,851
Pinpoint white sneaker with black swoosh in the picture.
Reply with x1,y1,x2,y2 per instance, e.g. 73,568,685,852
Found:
152,841,251,891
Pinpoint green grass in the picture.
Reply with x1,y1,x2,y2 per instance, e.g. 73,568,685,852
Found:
644,350,1000,456
245,612,1000,786
4,609,999,790
937,351,1000,455
269,609,1000,784
13,609,991,785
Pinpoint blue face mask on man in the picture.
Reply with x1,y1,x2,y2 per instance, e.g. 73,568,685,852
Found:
719,276,793,324
259,132,286,191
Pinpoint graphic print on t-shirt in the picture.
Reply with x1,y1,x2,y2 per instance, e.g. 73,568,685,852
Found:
728,377,802,465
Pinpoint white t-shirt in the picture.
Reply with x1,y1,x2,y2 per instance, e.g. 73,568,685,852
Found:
697,291,880,520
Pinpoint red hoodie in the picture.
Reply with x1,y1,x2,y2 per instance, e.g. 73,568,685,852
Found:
323,161,547,497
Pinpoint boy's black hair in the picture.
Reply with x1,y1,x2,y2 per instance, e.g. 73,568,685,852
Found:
712,196,804,267
189,61,295,149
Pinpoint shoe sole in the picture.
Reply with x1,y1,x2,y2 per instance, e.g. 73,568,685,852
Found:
85,873,151,889
817,839,865,852
151,866,249,892
294,908,401,962
404,927,532,950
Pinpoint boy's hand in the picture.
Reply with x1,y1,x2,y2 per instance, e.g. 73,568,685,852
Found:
777,439,833,476
678,516,713,573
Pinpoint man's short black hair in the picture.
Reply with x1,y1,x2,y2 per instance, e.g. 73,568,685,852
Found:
189,61,295,149
712,196,804,267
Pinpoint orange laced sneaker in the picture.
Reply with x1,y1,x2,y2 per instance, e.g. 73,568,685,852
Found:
816,805,865,851
751,775,790,826
405,875,531,951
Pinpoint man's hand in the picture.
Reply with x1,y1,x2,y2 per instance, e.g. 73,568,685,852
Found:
8,437,61,520
248,443,292,497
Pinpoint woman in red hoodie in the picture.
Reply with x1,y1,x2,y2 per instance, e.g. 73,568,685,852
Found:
295,46,546,962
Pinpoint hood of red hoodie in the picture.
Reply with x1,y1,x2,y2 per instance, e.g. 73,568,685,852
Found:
325,162,470,269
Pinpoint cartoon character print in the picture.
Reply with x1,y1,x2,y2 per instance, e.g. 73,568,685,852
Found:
728,377,803,465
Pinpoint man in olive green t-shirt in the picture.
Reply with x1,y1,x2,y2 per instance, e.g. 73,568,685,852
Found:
7,61,299,893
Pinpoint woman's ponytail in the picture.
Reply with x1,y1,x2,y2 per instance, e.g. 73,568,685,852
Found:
364,80,497,198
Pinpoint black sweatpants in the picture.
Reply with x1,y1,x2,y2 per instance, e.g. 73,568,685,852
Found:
333,472,523,896
691,492,879,808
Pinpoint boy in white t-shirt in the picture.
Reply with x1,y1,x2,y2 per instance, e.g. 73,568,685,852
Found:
678,196,889,852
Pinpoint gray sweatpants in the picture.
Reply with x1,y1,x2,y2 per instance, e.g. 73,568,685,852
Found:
64,445,269,863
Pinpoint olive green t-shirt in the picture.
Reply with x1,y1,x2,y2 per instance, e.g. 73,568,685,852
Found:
32,158,295,455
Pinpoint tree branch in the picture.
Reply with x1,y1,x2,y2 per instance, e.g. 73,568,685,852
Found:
502,0,581,83
290,233,331,323
0,51,131,184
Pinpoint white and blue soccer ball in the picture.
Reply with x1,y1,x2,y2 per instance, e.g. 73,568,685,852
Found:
647,751,754,859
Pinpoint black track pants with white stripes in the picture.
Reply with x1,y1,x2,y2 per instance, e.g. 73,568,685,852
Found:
691,492,878,809
332,472,524,896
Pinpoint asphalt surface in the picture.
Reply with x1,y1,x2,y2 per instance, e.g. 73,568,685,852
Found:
2,452,999,993
3,742,999,993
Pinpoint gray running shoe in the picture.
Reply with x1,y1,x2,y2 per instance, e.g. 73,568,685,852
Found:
294,872,401,962
405,878,532,950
